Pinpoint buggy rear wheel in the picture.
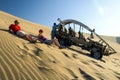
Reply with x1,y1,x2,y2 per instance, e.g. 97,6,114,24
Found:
90,48,103,59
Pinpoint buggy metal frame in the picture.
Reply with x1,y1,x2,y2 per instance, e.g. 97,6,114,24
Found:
55,19,116,59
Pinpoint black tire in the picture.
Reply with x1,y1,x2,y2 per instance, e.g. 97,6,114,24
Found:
90,48,103,59
59,38,65,46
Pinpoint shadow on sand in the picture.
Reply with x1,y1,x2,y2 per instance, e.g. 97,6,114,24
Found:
0,28,9,32
0,28,35,44
68,47,105,62
0,28,25,39
68,47,90,57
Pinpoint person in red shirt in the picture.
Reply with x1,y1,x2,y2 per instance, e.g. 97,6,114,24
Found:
9,20,36,43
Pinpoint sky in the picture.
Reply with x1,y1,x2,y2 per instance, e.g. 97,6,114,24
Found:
0,0,120,36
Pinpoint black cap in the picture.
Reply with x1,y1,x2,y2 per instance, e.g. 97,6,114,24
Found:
53,23,56,25
14,20,19,23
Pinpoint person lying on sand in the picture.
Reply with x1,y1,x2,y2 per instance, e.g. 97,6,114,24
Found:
37,29,65,49
9,20,36,43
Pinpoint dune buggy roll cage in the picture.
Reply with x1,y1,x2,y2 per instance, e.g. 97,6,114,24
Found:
55,18,116,59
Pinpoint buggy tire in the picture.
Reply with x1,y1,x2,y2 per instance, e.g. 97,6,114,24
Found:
90,48,103,59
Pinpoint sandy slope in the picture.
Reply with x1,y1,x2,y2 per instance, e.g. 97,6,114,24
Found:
0,11,120,80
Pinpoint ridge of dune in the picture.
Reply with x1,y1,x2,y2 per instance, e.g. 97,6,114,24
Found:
0,11,120,80
101,35,120,44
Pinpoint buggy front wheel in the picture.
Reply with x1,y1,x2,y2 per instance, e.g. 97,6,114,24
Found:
90,48,103,59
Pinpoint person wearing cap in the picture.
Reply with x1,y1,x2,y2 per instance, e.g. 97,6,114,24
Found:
38,29,65,49
9,20,36,43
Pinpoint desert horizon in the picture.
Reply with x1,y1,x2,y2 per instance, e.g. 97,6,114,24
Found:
0,11,120,80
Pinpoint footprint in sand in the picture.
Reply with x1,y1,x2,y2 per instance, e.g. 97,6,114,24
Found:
72,53,78,59
65,68,78,80
33,47,43,56
17,42,43,56
62,52,70,58
111,58,120,66
91,60,105,69
113,71,120,79
79,68,95,80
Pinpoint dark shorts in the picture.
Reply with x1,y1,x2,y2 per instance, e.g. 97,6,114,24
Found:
43,39,54,45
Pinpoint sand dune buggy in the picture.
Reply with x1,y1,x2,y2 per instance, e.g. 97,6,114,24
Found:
55,18,116,59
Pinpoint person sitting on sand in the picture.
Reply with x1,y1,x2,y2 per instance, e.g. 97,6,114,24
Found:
37,29,65,49
9,20,36,43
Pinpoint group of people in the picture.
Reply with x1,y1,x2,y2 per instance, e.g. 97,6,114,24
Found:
9,20,64,49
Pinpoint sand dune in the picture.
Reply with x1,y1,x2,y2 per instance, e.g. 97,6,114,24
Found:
0,11,120,80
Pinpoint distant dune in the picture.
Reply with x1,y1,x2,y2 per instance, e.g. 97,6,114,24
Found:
0,11,120,80
101,35,120,44
116,37,120,44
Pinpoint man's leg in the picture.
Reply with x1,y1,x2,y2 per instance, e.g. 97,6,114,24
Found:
24,35,36,43
53,39,61,48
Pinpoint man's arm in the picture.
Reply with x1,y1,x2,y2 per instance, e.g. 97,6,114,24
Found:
8,25,13,33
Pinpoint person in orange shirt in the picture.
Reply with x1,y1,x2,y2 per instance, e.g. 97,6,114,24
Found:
9,20,36,43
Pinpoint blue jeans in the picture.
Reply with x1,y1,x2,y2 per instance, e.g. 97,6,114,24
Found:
51,31,56,39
